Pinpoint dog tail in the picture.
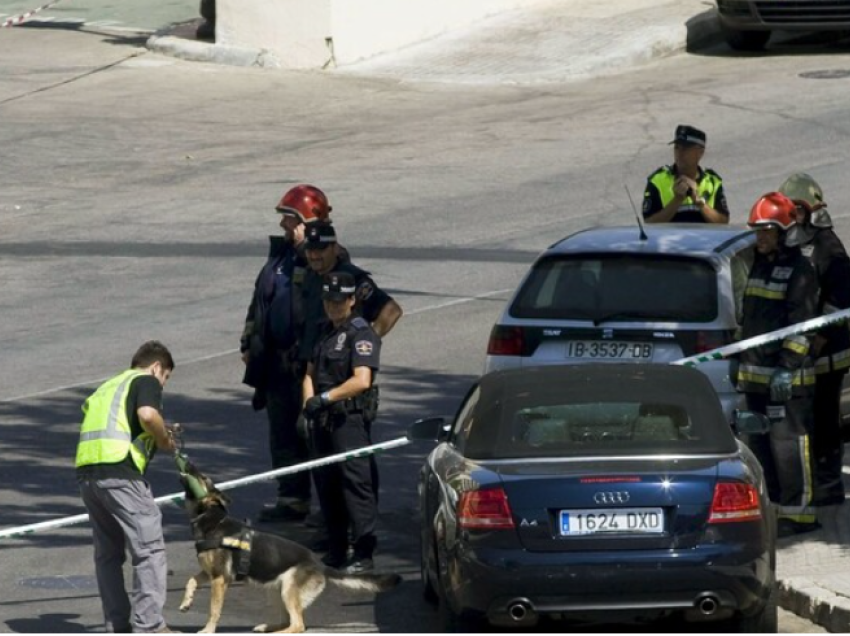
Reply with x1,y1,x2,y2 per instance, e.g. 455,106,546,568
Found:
325,569,402,593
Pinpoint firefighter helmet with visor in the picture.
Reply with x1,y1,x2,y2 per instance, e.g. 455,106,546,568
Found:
275,184,332,223
748,192,797,232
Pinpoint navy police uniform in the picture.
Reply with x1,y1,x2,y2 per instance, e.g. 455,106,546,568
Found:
309,272,382,568
299,223,392,363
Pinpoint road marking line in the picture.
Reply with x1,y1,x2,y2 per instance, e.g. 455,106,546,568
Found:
0,287,513,403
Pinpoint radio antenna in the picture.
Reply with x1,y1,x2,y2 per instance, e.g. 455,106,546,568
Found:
625,185,648,241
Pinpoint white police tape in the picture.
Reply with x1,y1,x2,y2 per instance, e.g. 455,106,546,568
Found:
0,436,411,540
673,307,850,368
2,0,65,28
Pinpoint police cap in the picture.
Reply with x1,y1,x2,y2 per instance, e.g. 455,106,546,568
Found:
669,125,706,148
322,271,357,301
304,222,337,250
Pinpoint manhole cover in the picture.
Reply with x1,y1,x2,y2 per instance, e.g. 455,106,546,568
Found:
18,575,98,590
799,69,850,80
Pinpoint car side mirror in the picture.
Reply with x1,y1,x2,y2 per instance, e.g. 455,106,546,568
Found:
408,417,450,442
734,410,771,435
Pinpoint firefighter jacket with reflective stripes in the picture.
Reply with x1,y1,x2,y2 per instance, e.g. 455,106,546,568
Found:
642,165,728,223
799,228,850,374
75,370,156,474
737,245,819,395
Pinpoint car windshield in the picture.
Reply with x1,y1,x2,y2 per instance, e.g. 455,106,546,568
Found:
459,367,737,460
510,255,717,322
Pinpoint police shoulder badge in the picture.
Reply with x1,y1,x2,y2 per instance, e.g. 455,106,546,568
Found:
357,280,375,301
355,340,373,356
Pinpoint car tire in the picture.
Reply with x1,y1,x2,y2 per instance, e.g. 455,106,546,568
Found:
721,24,771,51
420,539,438,605
729,583,778,632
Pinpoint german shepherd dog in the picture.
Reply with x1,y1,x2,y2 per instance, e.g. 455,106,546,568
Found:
178,464,401,633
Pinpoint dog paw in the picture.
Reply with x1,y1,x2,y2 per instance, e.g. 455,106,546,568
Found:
252,624,268,633
198,624,217,633
179,601,192,612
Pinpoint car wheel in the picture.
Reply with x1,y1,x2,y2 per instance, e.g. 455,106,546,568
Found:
721,24,771,51
420,538,438,604
729,584,778,632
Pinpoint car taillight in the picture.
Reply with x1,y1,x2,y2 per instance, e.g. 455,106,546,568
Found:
458,488,515,530
487,325,525,356
695,330,730,354
708,482,762,523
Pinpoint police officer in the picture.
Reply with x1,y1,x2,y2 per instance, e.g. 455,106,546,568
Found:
780,173,850,506
738,192,820,537
643,125,730,224
303,271,382,573
76,341,178,634
299,222,402,360
241,184,331,523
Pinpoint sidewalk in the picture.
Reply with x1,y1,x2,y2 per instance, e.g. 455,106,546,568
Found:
144,1,850,631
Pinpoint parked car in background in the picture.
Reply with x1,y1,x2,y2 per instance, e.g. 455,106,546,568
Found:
715,0,850,51
485,225,756,423
413,364,777,631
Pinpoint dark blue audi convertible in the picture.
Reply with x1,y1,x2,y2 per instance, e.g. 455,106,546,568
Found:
411,364,777,632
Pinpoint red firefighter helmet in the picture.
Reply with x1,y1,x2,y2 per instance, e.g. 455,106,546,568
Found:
275,184,332,223
747,192,797,231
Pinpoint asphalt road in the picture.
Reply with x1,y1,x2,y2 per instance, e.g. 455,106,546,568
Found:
2,14,849,634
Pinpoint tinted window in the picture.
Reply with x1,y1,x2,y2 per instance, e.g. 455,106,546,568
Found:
510,255,717,322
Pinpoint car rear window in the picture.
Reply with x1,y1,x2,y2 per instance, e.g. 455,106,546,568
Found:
510,255,717,323
458,370,736,460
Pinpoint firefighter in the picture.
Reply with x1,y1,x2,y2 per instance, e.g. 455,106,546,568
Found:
241,184,330,523
737,192,820,537
780,173,850,506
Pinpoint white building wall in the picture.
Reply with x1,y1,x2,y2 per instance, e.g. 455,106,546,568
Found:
217,0,553,69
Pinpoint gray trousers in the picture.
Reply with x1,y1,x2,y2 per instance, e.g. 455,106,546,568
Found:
79,478,167,633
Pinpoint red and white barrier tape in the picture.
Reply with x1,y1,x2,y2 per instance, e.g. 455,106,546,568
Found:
2,0,65,28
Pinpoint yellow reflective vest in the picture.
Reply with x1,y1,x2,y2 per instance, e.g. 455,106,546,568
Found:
75,369,157,474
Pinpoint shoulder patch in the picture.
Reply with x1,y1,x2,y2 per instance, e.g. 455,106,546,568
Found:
350,316,370,330
357,280,375,301
355,340,374,356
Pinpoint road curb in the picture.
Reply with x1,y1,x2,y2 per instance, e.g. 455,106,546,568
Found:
779,578,850,632
146,34,281,68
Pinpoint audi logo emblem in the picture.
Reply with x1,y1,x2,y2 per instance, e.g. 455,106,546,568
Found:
594,491,630,504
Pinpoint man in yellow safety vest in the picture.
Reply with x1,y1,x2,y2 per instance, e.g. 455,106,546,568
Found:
76,341,179,633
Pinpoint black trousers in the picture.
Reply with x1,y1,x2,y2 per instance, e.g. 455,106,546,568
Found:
312,412,377,561
744,392,816,523
265,369,311,502
812,371,847,502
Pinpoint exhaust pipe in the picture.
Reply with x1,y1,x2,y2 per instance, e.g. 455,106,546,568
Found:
508,601,529,622
696,594,719,616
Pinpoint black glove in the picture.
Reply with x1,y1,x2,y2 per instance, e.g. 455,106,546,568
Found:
304,395,327,418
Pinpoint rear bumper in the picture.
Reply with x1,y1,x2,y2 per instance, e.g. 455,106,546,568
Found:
716,0,850,31
446,544,773,625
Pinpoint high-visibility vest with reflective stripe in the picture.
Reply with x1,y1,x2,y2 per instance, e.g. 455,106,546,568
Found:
75,369,156,474
650,167,724,219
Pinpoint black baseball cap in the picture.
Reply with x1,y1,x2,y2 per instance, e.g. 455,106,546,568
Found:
669,125,706,148
322,272,356,301
305,222,337,250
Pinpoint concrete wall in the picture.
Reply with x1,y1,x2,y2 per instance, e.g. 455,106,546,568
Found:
217,0,554,69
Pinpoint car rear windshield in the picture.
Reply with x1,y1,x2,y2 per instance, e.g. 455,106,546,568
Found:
460,378,736,460
510,254,717,323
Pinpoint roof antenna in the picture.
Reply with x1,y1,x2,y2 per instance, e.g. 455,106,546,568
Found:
625,184,648,241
